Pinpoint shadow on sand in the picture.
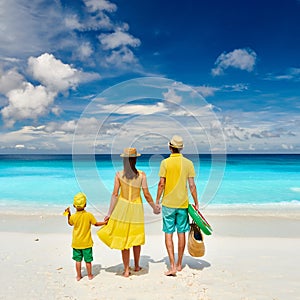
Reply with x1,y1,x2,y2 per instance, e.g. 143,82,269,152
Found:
91,254,210,277
156,255,211,271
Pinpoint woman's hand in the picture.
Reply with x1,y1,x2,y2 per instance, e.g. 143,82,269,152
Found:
104,215,110,222
153,204,161,214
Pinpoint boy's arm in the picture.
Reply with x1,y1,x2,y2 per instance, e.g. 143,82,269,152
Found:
64,207,72,226
94,220,108,226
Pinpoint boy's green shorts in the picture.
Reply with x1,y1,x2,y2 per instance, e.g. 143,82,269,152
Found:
72,248,93,262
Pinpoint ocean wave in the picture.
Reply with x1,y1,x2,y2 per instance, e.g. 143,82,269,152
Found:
200,201,300,218
290,187,300,192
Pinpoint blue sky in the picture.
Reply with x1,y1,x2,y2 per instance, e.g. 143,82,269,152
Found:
0,0,300,153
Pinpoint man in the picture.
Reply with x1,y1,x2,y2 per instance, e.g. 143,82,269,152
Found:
156,135,199,276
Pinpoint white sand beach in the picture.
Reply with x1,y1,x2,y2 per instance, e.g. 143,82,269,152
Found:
0,209,299,300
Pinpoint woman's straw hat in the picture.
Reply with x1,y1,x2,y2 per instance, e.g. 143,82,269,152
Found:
73,192,87,208
120,147,141,157
168,135,184,149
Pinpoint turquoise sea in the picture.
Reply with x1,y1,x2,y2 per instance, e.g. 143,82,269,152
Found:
0,154,300,214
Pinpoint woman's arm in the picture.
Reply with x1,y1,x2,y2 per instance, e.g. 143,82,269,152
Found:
141,172,160,214
105,173,120,220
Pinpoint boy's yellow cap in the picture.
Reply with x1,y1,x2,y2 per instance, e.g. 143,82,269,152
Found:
73,192,86,208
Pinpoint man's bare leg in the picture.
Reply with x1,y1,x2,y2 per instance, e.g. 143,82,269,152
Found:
176,232,186,271
164,233,177,276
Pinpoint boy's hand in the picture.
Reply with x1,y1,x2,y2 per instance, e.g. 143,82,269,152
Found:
63,207,70,216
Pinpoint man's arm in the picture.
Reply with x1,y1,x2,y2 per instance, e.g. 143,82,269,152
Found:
156,177,166,205
188,177,199,209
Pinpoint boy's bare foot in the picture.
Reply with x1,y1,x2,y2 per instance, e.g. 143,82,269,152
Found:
164,269,177,276
88,275,94,280
76,276,82,281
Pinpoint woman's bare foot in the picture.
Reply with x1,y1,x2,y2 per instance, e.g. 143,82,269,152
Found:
88,274,94,280
122,270,131,277
134,266,142,272
76,276,82,281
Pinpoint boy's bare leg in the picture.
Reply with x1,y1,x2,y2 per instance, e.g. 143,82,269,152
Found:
133,245,142,271
176,232,186,271
121,249,130,277
75,261,82,281
164,233,177,276
86,262,94,280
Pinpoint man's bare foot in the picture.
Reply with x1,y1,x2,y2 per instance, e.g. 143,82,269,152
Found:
176,265,182,272
88,274,94,280
164,269,177,276
76,276,82,281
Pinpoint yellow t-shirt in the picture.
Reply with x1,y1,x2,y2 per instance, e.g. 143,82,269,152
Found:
159,153,196,208
69,210,97,249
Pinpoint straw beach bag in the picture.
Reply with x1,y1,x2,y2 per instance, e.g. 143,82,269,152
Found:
188,222,205,257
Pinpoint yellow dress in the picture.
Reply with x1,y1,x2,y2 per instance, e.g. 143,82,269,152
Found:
97,171,145,250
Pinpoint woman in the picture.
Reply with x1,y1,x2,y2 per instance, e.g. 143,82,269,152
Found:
97,147,160,277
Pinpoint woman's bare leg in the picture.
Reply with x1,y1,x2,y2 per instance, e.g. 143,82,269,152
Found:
121,249,130,277
133,245,142,271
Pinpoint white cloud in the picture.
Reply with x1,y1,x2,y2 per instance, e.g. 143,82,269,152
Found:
1,82,56,127
64,10,113,32
64,14,82,30
211,48,257,76
0,68,24,95
99,30,141,50
84,0,117,13
1,53,100,127
163,88,182,104
281,143,294,150
98,103,167,115
75,42,94,60
27,53,100,92
264,68,300,82
195,85,220,97
104,47,139,68
0,0,139,69
27,53,80,92
0,0,65,57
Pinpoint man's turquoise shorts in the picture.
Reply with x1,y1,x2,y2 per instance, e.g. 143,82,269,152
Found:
72,248,93,262
162,206,190,233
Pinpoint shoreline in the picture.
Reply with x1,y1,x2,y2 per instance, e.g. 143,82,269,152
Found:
1,208,299,237
1,201,300,216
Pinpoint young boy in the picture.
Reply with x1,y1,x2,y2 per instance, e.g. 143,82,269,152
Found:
64,192,107,281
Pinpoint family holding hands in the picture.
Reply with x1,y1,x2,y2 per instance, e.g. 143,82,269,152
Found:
65,135,199,280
